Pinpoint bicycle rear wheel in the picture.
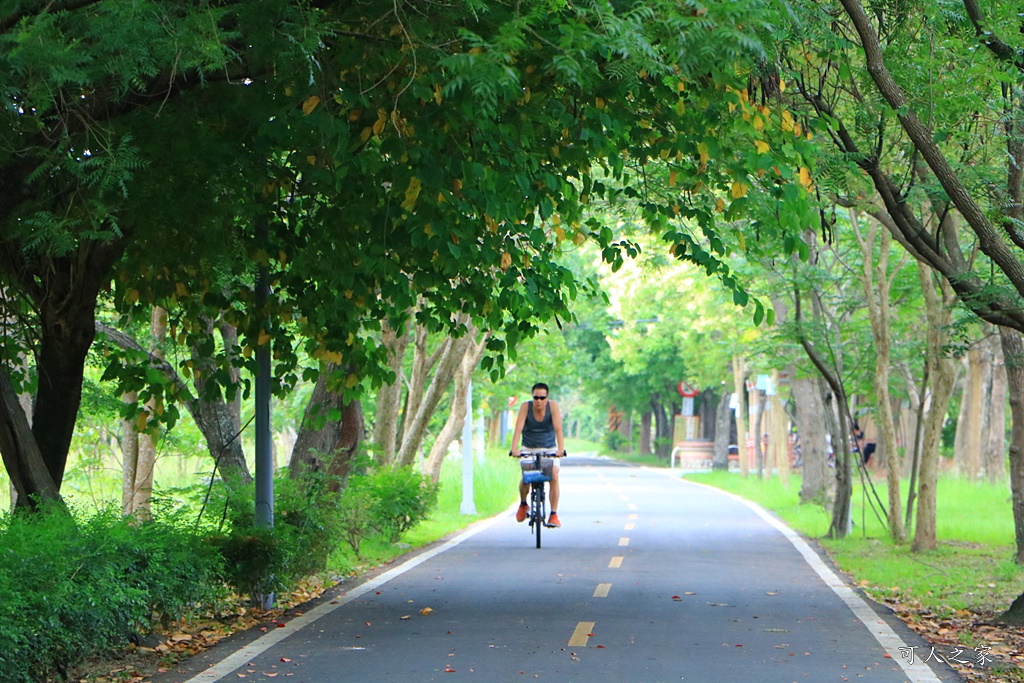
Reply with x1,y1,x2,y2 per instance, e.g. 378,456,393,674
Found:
532,484,544,549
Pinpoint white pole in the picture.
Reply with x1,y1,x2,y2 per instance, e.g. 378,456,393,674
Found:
460,380,477,514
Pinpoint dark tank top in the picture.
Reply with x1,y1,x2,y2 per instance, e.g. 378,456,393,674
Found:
522,401,555,448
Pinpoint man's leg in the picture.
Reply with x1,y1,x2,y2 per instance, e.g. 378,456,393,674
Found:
516,480,530,522
549,468,560,511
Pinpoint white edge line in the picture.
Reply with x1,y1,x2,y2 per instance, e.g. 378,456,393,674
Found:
182,513,504,683
655,470,944,683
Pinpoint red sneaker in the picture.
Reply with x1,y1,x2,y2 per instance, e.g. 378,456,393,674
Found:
547,512,561,528
516,503,529,523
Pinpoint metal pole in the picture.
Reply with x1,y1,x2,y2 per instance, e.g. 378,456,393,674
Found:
254,217,274,609
460,380,476,515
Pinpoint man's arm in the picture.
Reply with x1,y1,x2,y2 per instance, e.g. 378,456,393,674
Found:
551,401,566,455
510,402,529,455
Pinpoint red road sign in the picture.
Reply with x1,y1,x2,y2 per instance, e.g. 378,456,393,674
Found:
677,381,698,398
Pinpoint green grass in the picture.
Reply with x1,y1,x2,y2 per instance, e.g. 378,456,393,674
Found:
684,471,1024,619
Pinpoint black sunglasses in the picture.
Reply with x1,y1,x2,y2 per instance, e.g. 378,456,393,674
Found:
533,395,548,400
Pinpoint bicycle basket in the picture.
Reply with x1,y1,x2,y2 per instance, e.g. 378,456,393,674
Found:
521,458,554,481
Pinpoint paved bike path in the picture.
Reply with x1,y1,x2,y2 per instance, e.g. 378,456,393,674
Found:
158,462,963,683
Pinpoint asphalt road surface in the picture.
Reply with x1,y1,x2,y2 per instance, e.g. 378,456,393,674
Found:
163,457,965,683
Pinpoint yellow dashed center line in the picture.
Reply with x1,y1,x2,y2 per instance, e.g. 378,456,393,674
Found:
619,537,630,547
625,523,635,530
569,621,595,647
628,513,638,520
594,583,612,598
609,556,624,568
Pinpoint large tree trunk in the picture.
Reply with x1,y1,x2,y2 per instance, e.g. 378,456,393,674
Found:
769,372,789,485
851,210,904,541
424,334,487,481
0,370,61,507
289,363,364,488
793,376,830,504
913,261,958,552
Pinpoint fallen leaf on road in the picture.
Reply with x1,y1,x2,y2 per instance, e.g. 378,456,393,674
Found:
420,607,434,615
400,615,411,620
280,658,291,663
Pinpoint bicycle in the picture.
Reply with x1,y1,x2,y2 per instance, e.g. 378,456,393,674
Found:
512,448,566,549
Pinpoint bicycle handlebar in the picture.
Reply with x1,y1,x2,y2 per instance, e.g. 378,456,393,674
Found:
509,449,567,457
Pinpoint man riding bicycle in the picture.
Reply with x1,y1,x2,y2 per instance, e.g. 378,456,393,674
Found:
510,382,566,527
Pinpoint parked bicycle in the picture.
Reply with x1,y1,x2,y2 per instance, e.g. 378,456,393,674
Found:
512,448,566,549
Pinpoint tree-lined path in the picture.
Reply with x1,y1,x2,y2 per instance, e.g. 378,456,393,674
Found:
159,462,960,683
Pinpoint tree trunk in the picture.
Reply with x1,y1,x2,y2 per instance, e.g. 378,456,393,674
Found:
396,321,474,467
121,391,139,516
424,334,487,481
289,363,364,488
128,306,166,520
1001,327,1024,565
769,372,789,486
712,391,731,470
793,377,830,503
913,261,958,552
850,210,904,541
732,356,749,476
986,332,1008,482
373,317,410,464
3,242,125,499
640,410,652,456
753,390,766,479
0,370,61,507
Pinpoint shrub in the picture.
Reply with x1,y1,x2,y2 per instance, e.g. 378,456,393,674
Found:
360,466,439,542
0,503,224,683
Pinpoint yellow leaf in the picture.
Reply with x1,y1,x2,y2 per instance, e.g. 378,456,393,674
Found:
755,140,771,154
595,97,606,109
798,166,814,190
345,373,359,388
258,330,271,346
731,181,748,198
779,79,786,92
500,252,512,272
285,86,293,96
753,115,764,131
669,169,677,187
677,80,685,93
126,289,139,304
715,197,726,212
401,177,422,212
135,411,148,432
781,110,794,133
302,96,321,115
373,109,387,136
550,145,560,158
419,607,433,616
573,231,586,246
453,178,463,195
175,282,188,298
424,224,435,238
697,142,709,165
793,122,802,137
522,87,531,104
360,127,373,144
348,108,363,121
737,231,746,250
306,155,317,165
554,226,566,242
433,84,442,105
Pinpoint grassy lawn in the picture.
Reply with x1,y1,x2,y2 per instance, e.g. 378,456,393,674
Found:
684,470,1024,619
